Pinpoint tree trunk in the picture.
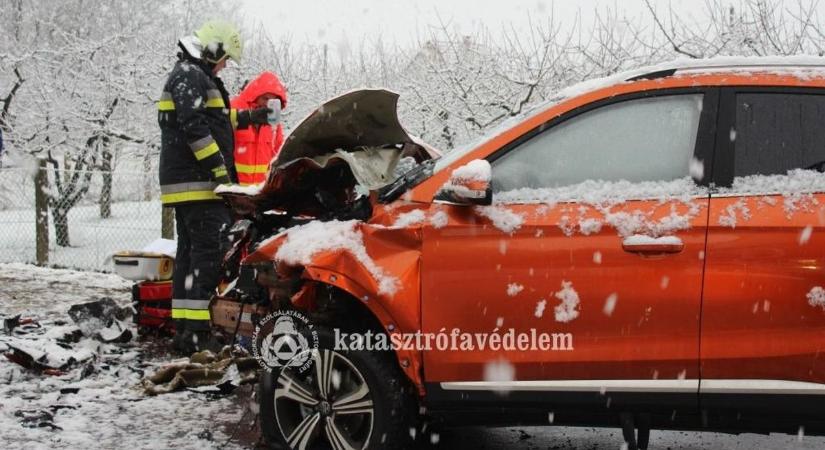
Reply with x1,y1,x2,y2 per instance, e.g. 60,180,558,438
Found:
162,207,175,239
99,143,112,219
53,206,70,247
34,158,49,265
143,151,152,201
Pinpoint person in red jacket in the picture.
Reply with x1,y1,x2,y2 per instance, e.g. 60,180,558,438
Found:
230,71,288,185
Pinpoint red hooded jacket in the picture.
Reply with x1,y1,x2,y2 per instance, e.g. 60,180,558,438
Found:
230,72,288,185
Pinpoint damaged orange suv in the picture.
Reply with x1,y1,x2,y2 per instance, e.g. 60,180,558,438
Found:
211,58,825,449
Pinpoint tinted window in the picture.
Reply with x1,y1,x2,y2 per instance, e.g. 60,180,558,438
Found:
734,93,825,177
491,94,703,192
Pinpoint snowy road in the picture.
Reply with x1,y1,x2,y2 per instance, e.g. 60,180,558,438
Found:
2,262,825,450
0,263,249,450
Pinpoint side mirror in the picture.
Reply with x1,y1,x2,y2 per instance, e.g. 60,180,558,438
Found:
434,159,492,206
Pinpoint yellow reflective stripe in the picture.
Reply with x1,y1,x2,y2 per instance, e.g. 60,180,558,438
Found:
212,166,228,178
194,142,220,160
235,163,269,174
171,309,211,320
161,190,221,204
230,108,238,129
206,98,225,108
158,100,175,111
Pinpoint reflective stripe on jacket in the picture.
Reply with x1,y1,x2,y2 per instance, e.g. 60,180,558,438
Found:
230,71,288,185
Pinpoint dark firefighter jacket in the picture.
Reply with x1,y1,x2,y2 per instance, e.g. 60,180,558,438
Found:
158,55,253,206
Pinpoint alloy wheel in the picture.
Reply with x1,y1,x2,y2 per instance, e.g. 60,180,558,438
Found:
274,349,375,450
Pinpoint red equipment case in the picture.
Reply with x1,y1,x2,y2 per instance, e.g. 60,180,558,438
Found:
131,280,173,333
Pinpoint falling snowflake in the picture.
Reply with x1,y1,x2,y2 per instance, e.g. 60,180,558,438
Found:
603,293,618,316
534,300,547,318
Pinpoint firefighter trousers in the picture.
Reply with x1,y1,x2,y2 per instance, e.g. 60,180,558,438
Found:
171,202,231,347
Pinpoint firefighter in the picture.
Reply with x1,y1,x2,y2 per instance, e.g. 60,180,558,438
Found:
231,71,288,185
158,21,270,354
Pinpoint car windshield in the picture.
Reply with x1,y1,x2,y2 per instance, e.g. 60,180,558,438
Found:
432,94,568,173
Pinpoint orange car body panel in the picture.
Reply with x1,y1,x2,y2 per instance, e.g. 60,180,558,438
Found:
420,198,709,382
702,193,825,382
245,216,426,388
244,69,825,393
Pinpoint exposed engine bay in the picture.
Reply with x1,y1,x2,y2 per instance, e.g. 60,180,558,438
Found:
218,89,439,223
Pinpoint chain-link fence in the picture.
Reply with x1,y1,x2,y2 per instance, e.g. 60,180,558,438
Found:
0,164,169,271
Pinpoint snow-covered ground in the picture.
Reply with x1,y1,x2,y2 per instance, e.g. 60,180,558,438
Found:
2,262,825,450
0,200,161,271
0,263,250,450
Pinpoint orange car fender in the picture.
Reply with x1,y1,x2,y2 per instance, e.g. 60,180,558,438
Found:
301,266,425,394
244,222,427,394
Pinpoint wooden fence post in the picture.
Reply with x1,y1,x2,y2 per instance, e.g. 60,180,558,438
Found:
162,207,174,240
34,158,49,266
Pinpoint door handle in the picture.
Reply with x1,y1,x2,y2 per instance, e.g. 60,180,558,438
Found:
622,235,684,255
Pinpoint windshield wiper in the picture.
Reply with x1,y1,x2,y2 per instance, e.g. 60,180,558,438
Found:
378,159,435,203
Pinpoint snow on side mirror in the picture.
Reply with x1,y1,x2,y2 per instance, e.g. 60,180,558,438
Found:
434,159,493,206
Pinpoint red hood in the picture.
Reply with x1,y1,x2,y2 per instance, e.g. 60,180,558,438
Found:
231,71,288,109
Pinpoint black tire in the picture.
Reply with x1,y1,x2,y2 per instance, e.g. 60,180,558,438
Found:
259,328,417,450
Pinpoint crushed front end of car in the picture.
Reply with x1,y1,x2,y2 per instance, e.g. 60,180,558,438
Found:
210,89,439,390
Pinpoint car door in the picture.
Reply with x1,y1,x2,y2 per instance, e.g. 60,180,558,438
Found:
422,89,717,408
701,88,825,414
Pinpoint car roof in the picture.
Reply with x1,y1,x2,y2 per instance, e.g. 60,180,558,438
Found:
622,55,825,82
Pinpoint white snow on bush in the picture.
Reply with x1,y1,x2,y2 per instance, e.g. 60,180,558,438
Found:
534,300,547,318
622,234,683,246
807,287,825,310
554,280,580,323
392,209,427,227
429,211,449,229
451,159,492,183
274,220,399,296
475,205,524,234
506,283,524,297
799,225,813,245
603,293,618,316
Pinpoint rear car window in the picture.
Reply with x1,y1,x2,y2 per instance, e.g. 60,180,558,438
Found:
491,94,703,192
734,93,825,177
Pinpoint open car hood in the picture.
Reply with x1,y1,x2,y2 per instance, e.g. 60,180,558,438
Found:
219,89,440,219
274,89,439,165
